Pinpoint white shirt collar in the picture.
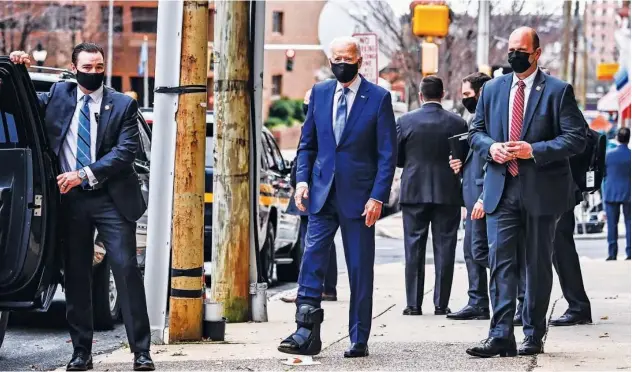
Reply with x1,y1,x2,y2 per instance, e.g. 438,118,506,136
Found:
511,69,538,89
336,75,362,94
77,85,104,105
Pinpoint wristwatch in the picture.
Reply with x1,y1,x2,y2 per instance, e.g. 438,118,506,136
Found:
77,168,88,181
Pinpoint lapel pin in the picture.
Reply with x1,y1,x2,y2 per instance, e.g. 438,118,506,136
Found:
104,105,111,110
536,85,542,91
360,95,366,99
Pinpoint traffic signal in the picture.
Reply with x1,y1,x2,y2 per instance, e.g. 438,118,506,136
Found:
411,0,450,38
285,49,295,72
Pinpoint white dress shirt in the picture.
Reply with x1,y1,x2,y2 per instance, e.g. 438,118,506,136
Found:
61,86,102,186
331,76,362,129
508,70,537,136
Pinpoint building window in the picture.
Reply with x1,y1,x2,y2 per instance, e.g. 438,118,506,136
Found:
34,5,85,31
272,11,284,34
100,6,123,33
131,7,158,33
106,76,123,92
271,75,282,96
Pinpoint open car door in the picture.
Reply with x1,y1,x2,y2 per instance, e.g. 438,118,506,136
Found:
0,58,60,312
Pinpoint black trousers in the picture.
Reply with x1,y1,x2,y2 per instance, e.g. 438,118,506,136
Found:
62,188,151,354
486,177,558,341
402,203,461,309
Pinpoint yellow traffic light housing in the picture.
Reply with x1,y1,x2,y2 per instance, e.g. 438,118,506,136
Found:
412,2,450,38
596,63,619,81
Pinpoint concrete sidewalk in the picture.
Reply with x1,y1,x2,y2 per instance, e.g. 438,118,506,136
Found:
375,211,625,242
80,259,630,371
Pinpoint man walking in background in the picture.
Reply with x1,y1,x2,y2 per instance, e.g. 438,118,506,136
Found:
447,72,491,321
397,76,467,316
603,127,631,260
282,90,338,303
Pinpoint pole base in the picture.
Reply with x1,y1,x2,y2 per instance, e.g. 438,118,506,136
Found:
202,318,226,341
281,356,320,366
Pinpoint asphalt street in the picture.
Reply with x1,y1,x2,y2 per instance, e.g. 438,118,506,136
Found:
0,233,624,371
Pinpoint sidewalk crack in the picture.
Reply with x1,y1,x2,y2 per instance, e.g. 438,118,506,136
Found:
322,303,397,352
528,294,562,371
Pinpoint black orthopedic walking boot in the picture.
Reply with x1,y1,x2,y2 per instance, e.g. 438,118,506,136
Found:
278,304,324,356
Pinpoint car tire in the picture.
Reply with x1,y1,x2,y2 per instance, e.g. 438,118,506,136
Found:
92,257,120,331
260,222,275,285
0,311,8,349
277,233,302,283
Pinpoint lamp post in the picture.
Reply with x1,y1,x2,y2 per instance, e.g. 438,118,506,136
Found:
32,42,47,72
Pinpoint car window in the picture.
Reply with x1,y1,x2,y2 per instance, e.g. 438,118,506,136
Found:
263,132,286,172
32,80,55,94
137,120,151,162
0,78,25,148
261,133,275,169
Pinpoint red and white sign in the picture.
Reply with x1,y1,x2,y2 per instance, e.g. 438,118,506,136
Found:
353,33,379,85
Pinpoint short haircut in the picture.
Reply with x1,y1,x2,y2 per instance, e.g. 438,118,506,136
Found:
617,127,630,144
462,72,492,96
71,42,105,66
419,75,443,100
329,36,362,58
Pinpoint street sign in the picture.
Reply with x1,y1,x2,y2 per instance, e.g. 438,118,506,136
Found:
353,33,378,85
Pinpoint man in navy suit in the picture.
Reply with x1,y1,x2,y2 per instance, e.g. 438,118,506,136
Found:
282,89,338,303
466,27,586,358
447,72,492,321
10,44,154,371
278,36,397,358
397,76,467,317
603,127,631,260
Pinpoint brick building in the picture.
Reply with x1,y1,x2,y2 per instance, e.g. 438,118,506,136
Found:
586,0,621,64
0,0,328,115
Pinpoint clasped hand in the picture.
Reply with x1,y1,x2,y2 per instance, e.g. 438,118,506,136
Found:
489,141,533,164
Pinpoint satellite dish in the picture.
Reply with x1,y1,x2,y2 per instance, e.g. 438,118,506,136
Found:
318,0,392,71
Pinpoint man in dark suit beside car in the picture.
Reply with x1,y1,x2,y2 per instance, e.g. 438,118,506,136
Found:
397,76,467,316
10,43,154,371
466,27,586,357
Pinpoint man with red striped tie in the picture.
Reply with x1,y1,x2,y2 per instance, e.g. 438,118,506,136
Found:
465,27,586,358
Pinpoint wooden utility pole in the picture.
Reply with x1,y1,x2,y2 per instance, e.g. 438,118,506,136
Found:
168,0,208,342
561,0,573,82
211,0,251,323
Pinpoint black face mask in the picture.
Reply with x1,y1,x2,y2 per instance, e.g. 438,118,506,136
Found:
76,71,104,92
303,104,309,116
462,97,478,114
507,51,533,74
330,61,359,84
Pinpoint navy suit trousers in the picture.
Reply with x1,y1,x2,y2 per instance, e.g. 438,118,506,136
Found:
297,187,375,344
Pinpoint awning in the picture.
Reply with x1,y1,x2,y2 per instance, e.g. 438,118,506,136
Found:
598,88,620,112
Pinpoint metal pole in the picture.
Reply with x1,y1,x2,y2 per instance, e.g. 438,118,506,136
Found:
561,1,572,82
476,0,489,69
571,0,580,87
143,36,150,108
212,0,251,323
143,0,184,345
168,0,208,342
250,0,267,323
106,0,114,87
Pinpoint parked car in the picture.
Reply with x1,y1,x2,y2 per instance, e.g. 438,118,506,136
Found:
202,113,302,284
0,62,152,350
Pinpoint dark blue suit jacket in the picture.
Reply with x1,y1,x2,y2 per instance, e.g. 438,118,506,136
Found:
469,70,586,216
396,103,466,205
603,144,631,203
296,77,397,219
462,147,487,210
38,82,146,222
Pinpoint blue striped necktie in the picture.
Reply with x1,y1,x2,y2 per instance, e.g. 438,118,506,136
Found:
77,95,91,186
334,87,349,144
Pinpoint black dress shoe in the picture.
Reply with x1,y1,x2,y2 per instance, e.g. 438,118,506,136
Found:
134,352,155,371
606,256,617,261
513,312,523,326
434,307,451,315
550,312,592,326
67,352,93,371
466,337,517,358
322,293,337,301
402,306,422,316
626,256,631,260
518,336,543,355
344,343,369,358
446,305,490,320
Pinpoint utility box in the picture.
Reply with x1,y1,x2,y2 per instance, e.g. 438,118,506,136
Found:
412,3,450,38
